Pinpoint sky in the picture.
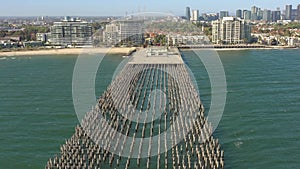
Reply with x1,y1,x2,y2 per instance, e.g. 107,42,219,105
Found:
0,0,299,16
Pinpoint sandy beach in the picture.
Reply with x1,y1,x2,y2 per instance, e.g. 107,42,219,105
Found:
0,46,297,57
0,47,136,57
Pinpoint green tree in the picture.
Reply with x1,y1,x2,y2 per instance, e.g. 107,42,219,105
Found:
154,34,167,45
22,25,50,41
0,31,5,37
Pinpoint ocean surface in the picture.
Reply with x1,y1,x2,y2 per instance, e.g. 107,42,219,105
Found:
0,49,299,168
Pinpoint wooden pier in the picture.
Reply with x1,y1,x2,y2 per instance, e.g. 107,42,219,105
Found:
46,47,224,169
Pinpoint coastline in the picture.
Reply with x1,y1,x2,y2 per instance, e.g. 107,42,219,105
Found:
180,46,299,51
0,46,298,57
0,47,136,57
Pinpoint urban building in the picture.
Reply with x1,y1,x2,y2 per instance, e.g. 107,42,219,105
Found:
242,10,248,18
0,42,18,48
186,7,191,20
258,9,264,20
251,6,259,15
103,23,119,45
212,17,251,44
251,13,258,21
118,20,144,45
291,9,297,21
202,13,219,21
263,9,271,22
49,17,92,47
272,11,281,22
219,11,229,19
297,4,300,20
103,19,144,46
36,33,50,42
23,41,43,48
191,10,199,21
285,5,292,20
168,35,207,46
236,9,242,18
244,10,252,20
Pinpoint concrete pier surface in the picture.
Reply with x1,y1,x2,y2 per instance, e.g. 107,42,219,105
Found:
128,47,183,64
46,47,224,169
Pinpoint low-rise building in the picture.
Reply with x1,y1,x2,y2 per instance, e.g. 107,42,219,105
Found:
36,33,50,42
168,34,207,46
23,41,44,48
0,40,19,48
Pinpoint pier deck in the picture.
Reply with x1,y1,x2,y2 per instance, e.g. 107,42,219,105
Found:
129,47,184,64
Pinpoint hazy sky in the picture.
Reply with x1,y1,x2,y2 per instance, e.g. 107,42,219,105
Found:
0,0,299,16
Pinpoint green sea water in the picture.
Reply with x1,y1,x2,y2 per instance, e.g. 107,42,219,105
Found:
0,49,299,168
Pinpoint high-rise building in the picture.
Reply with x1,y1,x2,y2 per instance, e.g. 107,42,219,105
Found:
186,7,191,20
219,11,229,19
236,9,242,18
242,10,248,19
191,10,199,21
251,6,259,15
50,17,92,47
251,13,258,20
257,9,263,20
103,20,144,46
272,10,281,22
285,5,292,20
291,9,297,21
297,4,300,20
212,17,251,44
263,9,271,22
244,10,252,20
202,13,219,21
250,6,259,20
103,23,119,45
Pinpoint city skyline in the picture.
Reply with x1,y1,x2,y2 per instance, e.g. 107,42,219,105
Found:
0,0,299,16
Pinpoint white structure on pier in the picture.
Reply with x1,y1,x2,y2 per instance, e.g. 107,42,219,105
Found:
129,47,183,64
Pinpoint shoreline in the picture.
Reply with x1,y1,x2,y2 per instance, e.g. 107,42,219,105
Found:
0,46,298,57
0,47,136,57
180,46,299,51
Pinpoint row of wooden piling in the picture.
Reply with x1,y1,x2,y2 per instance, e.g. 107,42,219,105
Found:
46,63,224,169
